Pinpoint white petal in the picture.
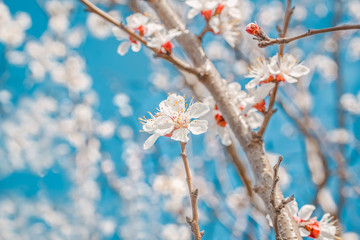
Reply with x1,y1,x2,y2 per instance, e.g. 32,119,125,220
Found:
188,102,210,118
185,0,202,9
299,228,310,237
159,94,186,116
187,8,200,19
126,13,148,28
131,41,141,52
188,120,208,135
112,27,128,39
155,116,174,135
254,83,275,101
298,204,315,220
171,128,190,142
117,41,131,56
209,16,220,33
218,127,232,146
269,54,280,74
245,111,263,129
287,200,299,217
291,64,310,78
283,73,298,83
144,133,160,149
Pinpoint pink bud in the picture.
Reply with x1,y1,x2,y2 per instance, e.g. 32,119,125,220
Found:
246,22,261,36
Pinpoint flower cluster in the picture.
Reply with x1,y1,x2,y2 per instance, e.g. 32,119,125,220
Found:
113,13,181,55
204,82,273,146
288,200,339,240
186,0,242,47
245,54,310,90
140,94,209,149
0,2,31,47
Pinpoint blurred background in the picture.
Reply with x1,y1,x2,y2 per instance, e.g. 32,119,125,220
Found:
0,0,359,239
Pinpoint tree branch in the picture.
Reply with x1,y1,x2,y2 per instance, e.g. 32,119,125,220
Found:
256,0,294,138
78,0,202,76
270,156,295,240
180,142,203,240
148,0,302,238
258,24,360,48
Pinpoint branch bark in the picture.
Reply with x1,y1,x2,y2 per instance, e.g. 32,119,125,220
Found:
257,24,360,48
256,0,294,138
180,142,203,240
148,0,302,239
79,0,202,76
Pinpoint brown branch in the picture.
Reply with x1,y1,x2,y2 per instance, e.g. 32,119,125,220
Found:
225,143,253,198
78,0,202,76
180,142,203,240
258,24,360,48
256,0,294,138
270,156,295,240
256,82,279,138
146,0,303,238
197,22,211,42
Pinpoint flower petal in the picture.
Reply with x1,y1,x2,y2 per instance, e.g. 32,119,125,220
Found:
218,126,232,146
171,128,190,142
299,228,310,237
298,204,315,220
117,41,131,56
188,120,208,135
144,133,160,150
188,102,210,118
159,94,186,116
283,73,298,83
131,41,141,52
287,200,299,217
291,64,310,78
155,116,174,135
112,27,128,39
187,8,200,19
269,54,280,74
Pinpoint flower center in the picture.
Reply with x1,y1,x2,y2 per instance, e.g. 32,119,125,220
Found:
215,113,227,127
201,10,213,21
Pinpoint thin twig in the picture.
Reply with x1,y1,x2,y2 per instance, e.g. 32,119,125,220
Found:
180,142,203,240
197,22,211,41
225,143,253,197
257,24,360,48
78,0,202,76
270,156,295,240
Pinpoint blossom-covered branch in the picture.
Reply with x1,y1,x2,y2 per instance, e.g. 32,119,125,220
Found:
255,0,294,138
79,0,203,76
257,24,360,48
148,0,303,238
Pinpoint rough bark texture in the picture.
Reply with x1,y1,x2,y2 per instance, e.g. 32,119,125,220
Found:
148,0,302,239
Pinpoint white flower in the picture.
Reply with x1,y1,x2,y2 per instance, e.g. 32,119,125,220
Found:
147,29,182,54
269,53,310,84
140,94,209,149
288,200,338,240
185,0,218,19
112,13,163,56
204,82,268,146
209,7,241,47
245,58,272,89
204,96,232,146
